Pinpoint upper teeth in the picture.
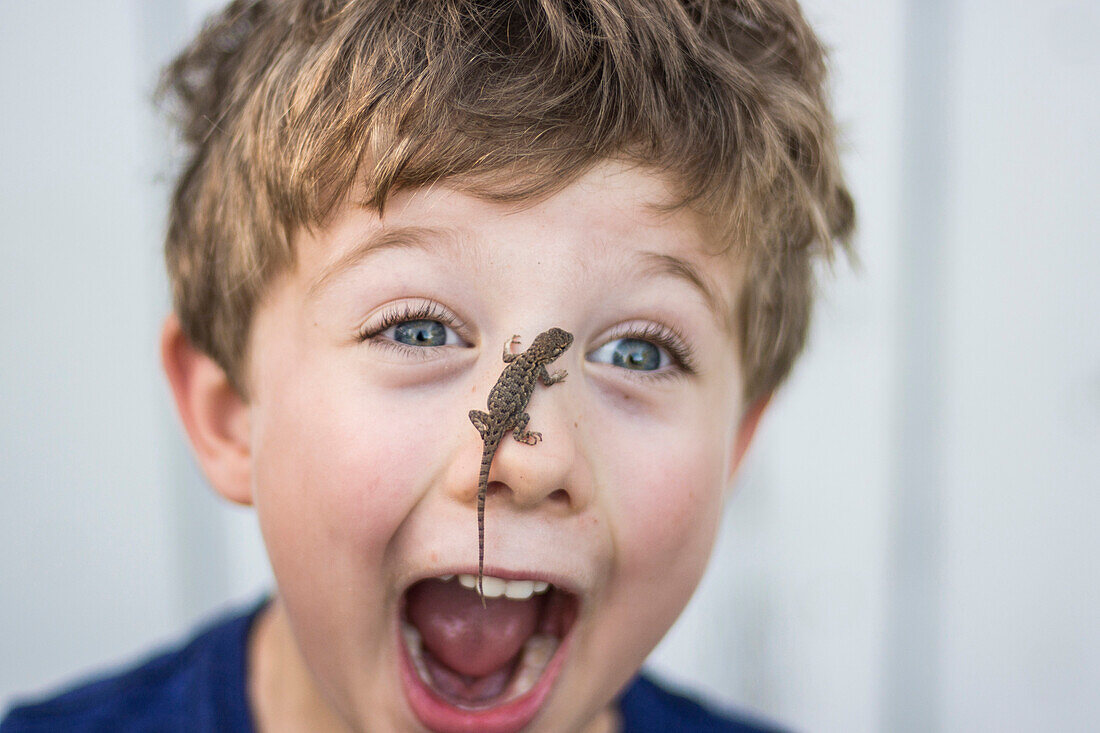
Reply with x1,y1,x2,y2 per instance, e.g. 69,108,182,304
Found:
445,573,551,600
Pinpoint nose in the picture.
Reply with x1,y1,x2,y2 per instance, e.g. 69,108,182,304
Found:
462,391,592,515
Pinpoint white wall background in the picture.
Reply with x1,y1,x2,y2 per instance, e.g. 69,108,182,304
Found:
1,1,1097,731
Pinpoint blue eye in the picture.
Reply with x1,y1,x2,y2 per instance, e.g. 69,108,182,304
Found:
357,301,473,358
391,319,449,347
588,337,668,371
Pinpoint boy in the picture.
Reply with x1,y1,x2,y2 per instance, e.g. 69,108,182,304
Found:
2,0,852,730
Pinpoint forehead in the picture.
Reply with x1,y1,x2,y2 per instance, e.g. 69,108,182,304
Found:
296,161,741,330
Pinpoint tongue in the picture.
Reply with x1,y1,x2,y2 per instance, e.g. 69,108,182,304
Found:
405,579,541,678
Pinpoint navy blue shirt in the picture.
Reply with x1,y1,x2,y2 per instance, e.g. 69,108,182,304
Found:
2,601,785,732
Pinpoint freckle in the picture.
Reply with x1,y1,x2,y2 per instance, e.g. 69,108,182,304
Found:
573,422,578,428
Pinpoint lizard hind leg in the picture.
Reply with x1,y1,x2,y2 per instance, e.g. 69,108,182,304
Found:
511,412,542,445
469,410,492,441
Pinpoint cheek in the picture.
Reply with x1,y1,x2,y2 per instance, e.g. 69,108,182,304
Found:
249,361,452,586
606,421,728,582
582,419,729,683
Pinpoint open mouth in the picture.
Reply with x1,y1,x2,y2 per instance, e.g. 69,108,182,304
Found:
397,573,579,733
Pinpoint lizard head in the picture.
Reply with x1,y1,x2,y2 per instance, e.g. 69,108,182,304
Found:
533,328,574,358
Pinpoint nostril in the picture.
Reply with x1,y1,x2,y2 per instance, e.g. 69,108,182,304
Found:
488,483,568,505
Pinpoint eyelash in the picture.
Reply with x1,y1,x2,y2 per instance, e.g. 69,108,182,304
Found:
598,322,698,380
356,301,469,356
357,303,697,378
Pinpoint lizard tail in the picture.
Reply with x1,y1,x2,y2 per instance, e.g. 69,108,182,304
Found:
476,437,498,609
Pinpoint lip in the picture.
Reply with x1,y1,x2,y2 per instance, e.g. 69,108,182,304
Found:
395,574,577,733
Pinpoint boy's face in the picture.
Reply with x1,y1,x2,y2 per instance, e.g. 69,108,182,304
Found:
241,160,758,732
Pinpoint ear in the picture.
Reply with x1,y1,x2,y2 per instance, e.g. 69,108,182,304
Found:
726,392,772,486
160,313,253,505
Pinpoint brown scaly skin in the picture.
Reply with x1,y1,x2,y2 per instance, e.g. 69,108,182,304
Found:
468,328,573,604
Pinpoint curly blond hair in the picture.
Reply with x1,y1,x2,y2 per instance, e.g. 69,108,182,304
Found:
160,0,854,406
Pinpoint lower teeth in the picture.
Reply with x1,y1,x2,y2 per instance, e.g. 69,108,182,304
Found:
402,623,560,705
508,634,557,696
402,624,432,684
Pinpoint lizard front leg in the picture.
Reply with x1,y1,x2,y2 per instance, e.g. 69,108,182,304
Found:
539,364,568,385
502,335,522,363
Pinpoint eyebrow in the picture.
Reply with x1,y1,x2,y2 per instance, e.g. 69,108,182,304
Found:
636,251,734,333
307,228,734,332
306,225,453,299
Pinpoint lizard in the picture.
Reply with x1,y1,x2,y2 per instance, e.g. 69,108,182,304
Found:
468,327,573,605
